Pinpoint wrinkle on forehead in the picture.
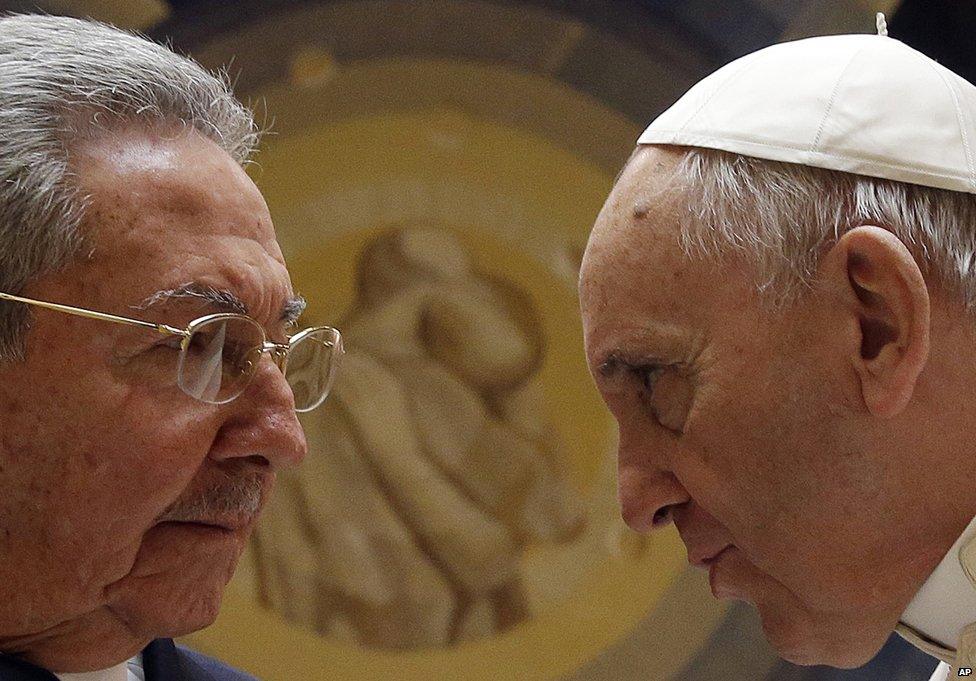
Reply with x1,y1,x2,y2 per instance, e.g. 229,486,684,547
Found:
581,148,702,359
61,124,293,321
71,124,274,247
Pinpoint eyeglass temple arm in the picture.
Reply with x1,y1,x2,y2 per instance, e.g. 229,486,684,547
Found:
0,291,187,337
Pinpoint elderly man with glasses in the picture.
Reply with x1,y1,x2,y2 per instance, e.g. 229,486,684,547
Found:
0,14,342,681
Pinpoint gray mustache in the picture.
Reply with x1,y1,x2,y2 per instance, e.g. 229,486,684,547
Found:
159,470,265,523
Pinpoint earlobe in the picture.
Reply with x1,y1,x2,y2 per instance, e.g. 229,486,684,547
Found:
836,226,930,418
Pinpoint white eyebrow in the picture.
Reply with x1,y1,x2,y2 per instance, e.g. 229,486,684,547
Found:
132,282,307,325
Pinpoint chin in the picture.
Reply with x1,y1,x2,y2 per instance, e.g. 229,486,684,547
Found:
755,601,887,670
110,575,228,641
775,645,880,670
140,588,225,639
105,525,246,644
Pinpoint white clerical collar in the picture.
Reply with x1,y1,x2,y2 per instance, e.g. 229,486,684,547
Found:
901,515,976,649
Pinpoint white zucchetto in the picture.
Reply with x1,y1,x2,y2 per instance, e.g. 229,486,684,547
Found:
638,31,976,194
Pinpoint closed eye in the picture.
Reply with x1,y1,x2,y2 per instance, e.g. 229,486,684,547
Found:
631,363,686,435
629,364,664,394
596,352,690,435
597,356,667,394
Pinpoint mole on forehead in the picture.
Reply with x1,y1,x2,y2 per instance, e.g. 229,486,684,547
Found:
627,182,681,222
633,202,651,220
621,161,684,224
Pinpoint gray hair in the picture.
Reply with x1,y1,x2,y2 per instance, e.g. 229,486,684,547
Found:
665,146,976,315
0,13,259,361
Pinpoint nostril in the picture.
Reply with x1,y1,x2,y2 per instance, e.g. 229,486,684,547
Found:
247,454,270,468
652,506,673,528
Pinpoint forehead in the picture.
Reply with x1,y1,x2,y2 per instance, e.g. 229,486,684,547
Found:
67,124,291,314
579,146,754,358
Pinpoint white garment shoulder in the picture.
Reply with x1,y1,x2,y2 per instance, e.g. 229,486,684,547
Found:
928,660,949,681
902,515,976,649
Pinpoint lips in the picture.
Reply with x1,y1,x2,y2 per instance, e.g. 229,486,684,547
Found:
688,544,732,569
159,515,254,532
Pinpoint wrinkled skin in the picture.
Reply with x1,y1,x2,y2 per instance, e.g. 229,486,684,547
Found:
0,123,307,672
579,145,976,667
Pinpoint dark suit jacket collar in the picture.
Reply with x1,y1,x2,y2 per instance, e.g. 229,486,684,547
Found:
0,639,210,681
142,639,215,681
0,651,59,681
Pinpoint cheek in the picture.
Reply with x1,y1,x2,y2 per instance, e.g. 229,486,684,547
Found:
83,413,217,584
0,382,218,625
97,385,216,507
675,362,819,552
6,358,215,544
683,363,886,605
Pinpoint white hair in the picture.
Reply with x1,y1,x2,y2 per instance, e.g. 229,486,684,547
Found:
665,146,976,314
0,13,259,361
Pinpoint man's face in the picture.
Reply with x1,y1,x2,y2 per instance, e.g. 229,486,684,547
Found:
579,146,952,667
0,124,307,667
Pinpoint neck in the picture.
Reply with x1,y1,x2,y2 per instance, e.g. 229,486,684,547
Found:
0,607,148,673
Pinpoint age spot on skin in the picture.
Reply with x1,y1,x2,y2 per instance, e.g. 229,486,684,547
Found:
3,398,21,416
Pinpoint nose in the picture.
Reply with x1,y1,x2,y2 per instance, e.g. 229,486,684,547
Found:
618,464,689,533
617,429,689,533
210,356,308,471
263,344,289,372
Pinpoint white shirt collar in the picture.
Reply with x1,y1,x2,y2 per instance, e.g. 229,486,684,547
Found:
901,514,976,648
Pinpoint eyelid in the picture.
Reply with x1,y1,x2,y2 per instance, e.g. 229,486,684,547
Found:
598,355,664,389
631,363,665,389
599,352,668,375
618,362,683,429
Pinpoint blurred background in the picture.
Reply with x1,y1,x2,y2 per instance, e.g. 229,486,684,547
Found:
4,0,972,679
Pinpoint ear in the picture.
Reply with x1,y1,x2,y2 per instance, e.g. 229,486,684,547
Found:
821,225,930,418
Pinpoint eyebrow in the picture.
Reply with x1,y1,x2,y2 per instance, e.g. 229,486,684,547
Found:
593,319,703,370
131,282,308,326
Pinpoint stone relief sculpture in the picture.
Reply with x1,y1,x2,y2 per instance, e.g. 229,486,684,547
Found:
250,227,586,649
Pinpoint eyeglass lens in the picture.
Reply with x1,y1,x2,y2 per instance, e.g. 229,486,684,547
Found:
176,316,340,411
286,327,342,412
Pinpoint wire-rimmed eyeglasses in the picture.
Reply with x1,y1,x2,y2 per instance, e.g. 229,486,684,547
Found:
0,290,344,412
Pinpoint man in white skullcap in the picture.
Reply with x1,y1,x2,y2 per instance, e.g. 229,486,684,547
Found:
579,15,976,681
